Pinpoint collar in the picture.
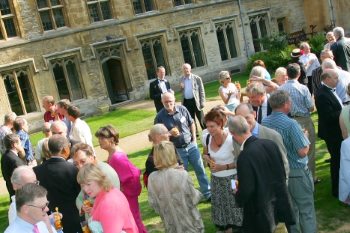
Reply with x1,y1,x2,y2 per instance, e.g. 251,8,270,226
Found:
251,123,259,137
322,82,336,92
287,79,298,83
240,135,253,151
166,105,179,115
158,78,166,82
14,216,35,230
183,74,192,80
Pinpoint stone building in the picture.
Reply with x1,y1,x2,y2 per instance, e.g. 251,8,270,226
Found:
0,0,309,130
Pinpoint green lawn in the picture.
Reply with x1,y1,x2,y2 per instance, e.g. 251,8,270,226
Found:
2,73,349,232
1,134,350,232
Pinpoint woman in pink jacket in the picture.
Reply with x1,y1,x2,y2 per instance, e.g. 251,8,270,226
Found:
77,163,138,233
96,125,147,233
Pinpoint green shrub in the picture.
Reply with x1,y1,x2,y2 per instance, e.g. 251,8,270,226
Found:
308,33,326,57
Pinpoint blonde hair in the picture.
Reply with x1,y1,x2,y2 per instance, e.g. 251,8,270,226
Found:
274,67,287,78
153,141,178,169
218,71,231,84
77,163,112,192
41,138,52,160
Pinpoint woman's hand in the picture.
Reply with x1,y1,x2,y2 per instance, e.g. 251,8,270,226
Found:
210,163,225,173
82,205,92,214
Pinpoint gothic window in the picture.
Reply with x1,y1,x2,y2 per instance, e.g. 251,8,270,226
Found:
86,0,112,22
215,21,238,61
173,0,192,6
133,0,154,14
0,0,18,39
2,69,37,115
249,14,269,52
179,28,205,68
51,57,84,101
140,37,168,80
277,17,286,34
36,0,67,31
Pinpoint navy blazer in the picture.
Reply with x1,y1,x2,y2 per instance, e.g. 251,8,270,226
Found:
34,157,82,233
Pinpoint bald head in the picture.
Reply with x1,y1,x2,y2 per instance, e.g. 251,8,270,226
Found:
235,103,256,131
11,166,37,191
149,124,169,144
50,121,67,137
322,58,337,70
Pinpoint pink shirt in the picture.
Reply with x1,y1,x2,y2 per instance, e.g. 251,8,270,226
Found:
92,188,138,233
108,152,141,197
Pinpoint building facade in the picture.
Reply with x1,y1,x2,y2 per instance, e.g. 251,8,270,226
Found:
0,0,307,130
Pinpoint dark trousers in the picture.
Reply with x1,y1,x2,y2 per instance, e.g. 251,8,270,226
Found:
324,138,342,198
307,76,313,95
183,98,206,131
154,99,163,113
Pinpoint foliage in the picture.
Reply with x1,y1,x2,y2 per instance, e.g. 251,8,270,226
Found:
308,33,326,56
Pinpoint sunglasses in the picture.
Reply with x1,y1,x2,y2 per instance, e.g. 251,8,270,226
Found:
27,201,49,211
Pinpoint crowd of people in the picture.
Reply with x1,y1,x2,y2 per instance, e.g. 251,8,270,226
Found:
1,26,350,233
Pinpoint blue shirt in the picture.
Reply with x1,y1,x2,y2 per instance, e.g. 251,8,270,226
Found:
5,216,55,233
279,79,313,117
154,105,194,148
182,75,194,99
251,122,259,137
262,111,310,169
17,130,34,161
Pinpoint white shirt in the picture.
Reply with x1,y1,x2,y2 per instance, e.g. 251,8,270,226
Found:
207,133,236,177
336,69,350,103
5,216,57,233
299,53,320,76
340,137,350,204
219,83,240,106
70,118,93,148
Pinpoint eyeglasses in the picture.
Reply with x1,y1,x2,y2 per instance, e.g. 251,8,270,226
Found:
27,201,49,211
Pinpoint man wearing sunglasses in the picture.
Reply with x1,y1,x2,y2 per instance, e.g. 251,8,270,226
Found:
5,183,57,233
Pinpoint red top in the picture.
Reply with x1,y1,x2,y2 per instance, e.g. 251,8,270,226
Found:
43,111,63,122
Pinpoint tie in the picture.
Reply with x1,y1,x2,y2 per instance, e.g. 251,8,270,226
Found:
257,106,263,124
33,224,40,233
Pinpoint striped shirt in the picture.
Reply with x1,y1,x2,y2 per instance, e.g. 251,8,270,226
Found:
262,111,310,169
279,80,314,117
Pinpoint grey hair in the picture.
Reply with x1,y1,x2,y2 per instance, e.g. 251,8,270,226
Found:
249,66,266,79
16,183,47,212
161,92,175,101
333,27,345,39
268,90,290,109
48,134,69,155
228,115,250,136
50,120,68,134
4,112,17,124
320,49,334,60
235,103,255,114
11,166,35,185
246,82,266,96
321,69,338,81
299,41,310,50
149,124,168,136
322,58,337,70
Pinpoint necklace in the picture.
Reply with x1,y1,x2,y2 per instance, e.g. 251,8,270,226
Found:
213,132,225,147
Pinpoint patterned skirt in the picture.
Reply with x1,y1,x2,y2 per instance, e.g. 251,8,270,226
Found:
211,174,243,228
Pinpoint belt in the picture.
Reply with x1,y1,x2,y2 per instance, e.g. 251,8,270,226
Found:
290,115,309,118
177,141,191,148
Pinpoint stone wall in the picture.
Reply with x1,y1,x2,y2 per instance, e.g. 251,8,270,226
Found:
0,0,308,129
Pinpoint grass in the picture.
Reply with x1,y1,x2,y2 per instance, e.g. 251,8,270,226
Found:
2,72,349,232
2,132,350,232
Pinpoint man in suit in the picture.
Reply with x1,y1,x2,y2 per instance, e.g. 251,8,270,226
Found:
228,115,294,233
331,27,350,72
1,134,25,200
246,82,271,124
34,134,82,233
180,63,206,131
315,69,343,198
234,103,289,178
149,66,172,112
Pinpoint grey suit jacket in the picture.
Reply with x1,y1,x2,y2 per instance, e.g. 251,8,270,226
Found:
181,73,206,110
233,124,290,177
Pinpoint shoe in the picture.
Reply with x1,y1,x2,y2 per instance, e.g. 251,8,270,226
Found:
314,178,321,184
324,158,331,163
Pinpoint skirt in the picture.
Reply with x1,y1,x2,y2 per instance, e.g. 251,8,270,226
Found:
211,174,243,228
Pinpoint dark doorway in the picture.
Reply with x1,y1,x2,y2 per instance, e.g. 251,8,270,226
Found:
102,59,129,104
